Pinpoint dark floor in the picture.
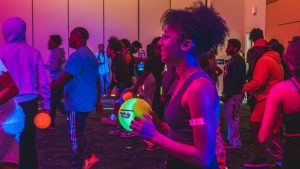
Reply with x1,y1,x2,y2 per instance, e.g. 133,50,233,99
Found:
36,98,280,169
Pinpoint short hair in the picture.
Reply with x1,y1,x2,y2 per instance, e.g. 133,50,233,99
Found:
108,36,123,52
285,38,300,78
151,37,161,46
161,2,228,56
247,46,268,65
121,39,131,49
267,38,279,46
228,38,241,51
98,43,104,47
271,43,284,57
50,35,62,46
249,28,264,42
73,27,89,40
132,40,142,49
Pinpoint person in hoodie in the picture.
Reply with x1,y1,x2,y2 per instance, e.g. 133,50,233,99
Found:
0,17,50,169
47,35,66,128
243,39,284,167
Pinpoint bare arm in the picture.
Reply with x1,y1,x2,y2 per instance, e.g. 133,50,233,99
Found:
258,83,283,144
130,71,149,91
51,71,73,90
36,53,50,110
215,65,223,77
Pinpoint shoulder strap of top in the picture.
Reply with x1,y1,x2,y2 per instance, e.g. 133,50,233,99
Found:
290,78,300,93
178,71,215,96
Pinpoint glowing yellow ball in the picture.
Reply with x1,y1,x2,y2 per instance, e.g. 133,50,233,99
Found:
118,98,152,131
34,111,51,129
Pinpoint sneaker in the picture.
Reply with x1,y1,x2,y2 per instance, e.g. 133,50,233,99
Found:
82,154,100,169
244,157,275,168
119,130,136,138
101,117,116,125
146,144,160,151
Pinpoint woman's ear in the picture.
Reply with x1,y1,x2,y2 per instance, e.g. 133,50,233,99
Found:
180,39,194,52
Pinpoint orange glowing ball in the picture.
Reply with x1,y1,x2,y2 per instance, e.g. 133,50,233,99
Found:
122,91,133,101
34,111,51,129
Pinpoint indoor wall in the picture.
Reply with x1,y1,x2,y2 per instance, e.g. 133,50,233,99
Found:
266,0,300,47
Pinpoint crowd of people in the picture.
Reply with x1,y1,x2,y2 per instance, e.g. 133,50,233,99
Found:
0,1,300,169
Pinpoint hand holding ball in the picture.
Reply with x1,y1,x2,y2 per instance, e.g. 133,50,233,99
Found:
34,110,51,129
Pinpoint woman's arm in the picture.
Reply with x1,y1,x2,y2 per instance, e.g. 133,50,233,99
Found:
0,72,18,104
258,83,283,144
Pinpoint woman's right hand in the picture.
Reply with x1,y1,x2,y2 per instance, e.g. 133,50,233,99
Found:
130,113,159,141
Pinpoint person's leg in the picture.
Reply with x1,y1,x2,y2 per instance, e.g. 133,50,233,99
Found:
19,99,38,169
223,96,241,147
50,88,59,127
99,74,105,96
56,87,66,116
215,123,227,169
230,95,242,146
68,111,89,169
251,122,265,158
103,73,110,95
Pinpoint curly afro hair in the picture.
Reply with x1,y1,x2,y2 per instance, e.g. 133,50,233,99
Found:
160,2,228,55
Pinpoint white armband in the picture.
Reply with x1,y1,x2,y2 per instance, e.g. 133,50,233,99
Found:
189,118,204,126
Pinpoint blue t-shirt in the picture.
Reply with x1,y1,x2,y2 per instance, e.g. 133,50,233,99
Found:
64,46,98,112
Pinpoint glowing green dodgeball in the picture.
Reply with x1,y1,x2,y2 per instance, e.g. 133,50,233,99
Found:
118,98,152,131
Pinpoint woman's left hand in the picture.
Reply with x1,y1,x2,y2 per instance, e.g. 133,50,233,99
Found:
130,113,158,141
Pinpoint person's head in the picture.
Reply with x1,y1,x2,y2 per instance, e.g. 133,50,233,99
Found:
246,46,268,68
271,43,284,57
107,36,123,59
249,28,264,43
48,35,62,50
151,37,161,57
121,39,131,49
226,38,241,56
267,38,279,46
98,44,105,52
159,2,228,65
285,38,300,78
69,27,89,49
130,40,142,53
146,44,154,58
2,17,26,43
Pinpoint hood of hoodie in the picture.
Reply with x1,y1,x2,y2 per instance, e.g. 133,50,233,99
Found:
2,17,26,43
262,51,282,64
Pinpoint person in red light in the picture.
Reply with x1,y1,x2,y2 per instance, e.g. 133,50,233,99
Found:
130,2,228,169
243,39,284,167
0,59,24,169
259,37,300,168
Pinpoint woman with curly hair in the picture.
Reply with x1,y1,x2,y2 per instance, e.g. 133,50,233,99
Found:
130,2,228,169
